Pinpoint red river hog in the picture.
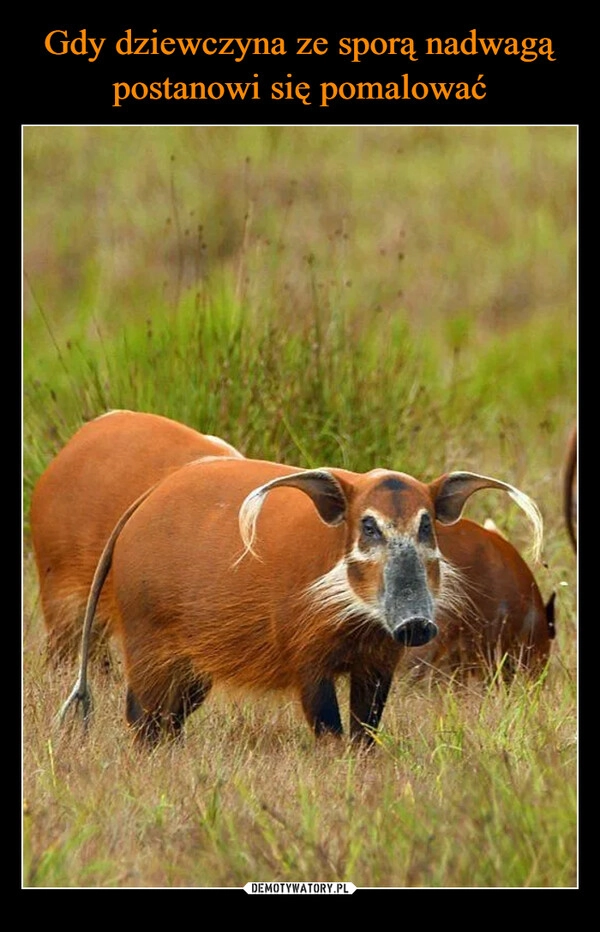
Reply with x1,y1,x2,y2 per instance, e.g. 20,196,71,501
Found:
60,456,544,744
30,409,243,665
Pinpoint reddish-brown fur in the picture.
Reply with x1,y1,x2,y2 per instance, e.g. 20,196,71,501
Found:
30,410,243,664
564,425,577,553
403,518,554,681
64,456,544,744
112,462,438,719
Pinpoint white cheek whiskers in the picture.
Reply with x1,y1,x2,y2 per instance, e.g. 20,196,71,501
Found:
304,548,475,638
303,559,384,627
435,556,477,621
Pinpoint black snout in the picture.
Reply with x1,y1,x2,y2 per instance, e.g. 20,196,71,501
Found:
383,540,439,647
393,617,439,647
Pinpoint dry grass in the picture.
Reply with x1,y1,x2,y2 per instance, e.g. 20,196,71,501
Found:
23,554,576,888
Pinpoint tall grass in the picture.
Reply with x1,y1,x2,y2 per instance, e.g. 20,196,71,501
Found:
23,125,577,888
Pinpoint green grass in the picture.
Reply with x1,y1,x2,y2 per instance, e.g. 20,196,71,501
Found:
23,125,577,889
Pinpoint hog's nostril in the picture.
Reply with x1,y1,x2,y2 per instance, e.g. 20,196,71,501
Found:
393,617,438,647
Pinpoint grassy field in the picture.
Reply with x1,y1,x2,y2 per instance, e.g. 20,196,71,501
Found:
23,125,577,889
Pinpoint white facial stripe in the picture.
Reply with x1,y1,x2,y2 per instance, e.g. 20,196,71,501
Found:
362,508,391,531
350,541,380,562
414,508,439,552
359,509,440,558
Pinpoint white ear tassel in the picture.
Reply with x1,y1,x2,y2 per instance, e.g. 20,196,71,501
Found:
236,485,269,563
503,483,544,562
449,471,544,562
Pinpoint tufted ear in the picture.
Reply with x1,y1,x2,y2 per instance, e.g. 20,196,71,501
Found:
429,471,544,560
238,469,350,558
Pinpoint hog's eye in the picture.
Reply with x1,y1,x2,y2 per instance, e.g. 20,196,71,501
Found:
417,512,435,546
361,515,383,540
